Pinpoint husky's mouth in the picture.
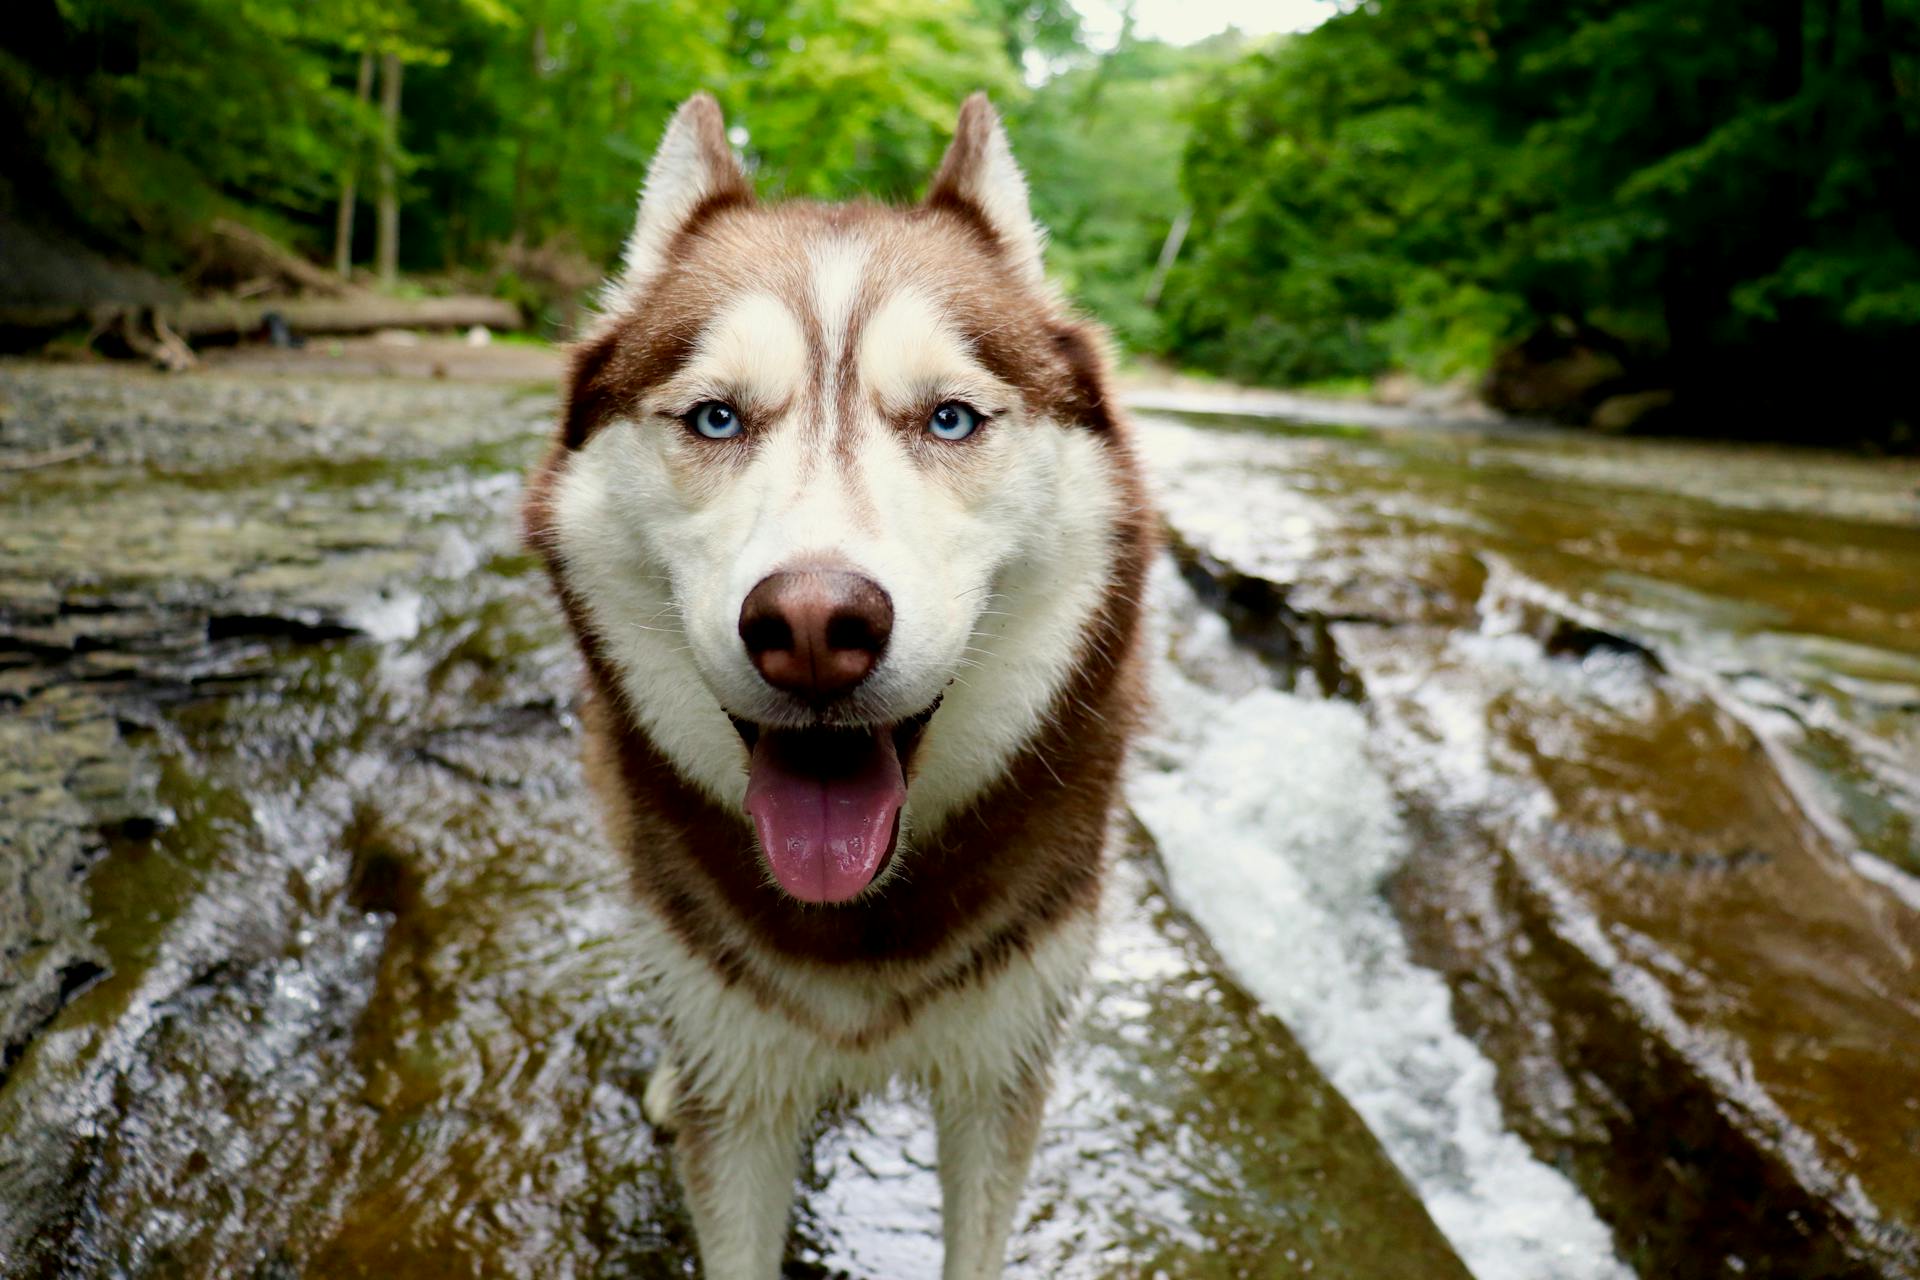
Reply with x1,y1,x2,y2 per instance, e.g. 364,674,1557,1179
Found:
731,700,940,904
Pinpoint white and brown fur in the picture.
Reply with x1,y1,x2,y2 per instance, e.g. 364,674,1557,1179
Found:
523,92,1155,1279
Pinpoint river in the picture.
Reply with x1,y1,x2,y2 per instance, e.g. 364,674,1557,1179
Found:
2,361,1915,1278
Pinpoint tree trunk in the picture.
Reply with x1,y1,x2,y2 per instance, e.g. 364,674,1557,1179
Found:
375,50,403,287
1810,0,1841,146
1857,0,1920,246
1143,209,1192,309
0,296,524,346
511,23,547,243
1764,0,1810,219
1765,0,1805,101
164,294,521,340
332,49,374,278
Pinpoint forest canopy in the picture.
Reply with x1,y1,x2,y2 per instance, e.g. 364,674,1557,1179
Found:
3,0,1915,445
1161,0,1920,442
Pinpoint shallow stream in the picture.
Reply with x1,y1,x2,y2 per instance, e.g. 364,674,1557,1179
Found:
2,365,1915,1278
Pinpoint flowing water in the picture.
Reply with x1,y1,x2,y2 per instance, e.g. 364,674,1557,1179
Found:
1,363,1915,1278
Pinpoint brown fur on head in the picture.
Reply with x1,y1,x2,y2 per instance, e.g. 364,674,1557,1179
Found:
556,93,1114,453
522,91,1154,966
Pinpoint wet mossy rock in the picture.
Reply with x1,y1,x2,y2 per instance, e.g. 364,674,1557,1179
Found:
1482,323,1629,421
4,362,1917,1277
0,364,1469,1279
0,681,150,1079
1151,403,1920,1280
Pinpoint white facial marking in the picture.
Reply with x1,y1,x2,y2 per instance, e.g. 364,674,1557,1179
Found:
858,288,1004,415
810,237,871,375
552,434,748,807
900,426,1121,828
656,291,807,412
553,244,1122,837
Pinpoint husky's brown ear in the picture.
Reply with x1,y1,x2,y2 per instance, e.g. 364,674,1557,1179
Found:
615,93,752,296
924,93,1047,287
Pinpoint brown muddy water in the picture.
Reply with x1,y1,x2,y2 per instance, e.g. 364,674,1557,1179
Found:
1,363,1915,1279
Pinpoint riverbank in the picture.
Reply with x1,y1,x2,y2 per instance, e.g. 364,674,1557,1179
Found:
1135,403,1920,1277
0,361,1466,1278
2,358,1915,1278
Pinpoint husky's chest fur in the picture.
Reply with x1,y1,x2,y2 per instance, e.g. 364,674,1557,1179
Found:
524,92,1153,1279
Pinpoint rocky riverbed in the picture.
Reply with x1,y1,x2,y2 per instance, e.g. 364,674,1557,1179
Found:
1,360,1916,1278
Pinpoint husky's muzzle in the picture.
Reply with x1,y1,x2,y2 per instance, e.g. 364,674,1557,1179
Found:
733,563,933,904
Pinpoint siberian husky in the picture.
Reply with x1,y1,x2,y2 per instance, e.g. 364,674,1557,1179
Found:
523,92,1155,1279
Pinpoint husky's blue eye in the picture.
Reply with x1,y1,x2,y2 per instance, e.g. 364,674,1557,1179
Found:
689,401,742,439
927,401,981,441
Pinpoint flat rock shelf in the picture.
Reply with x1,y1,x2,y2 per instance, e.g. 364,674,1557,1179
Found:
0,364,1459,1279
1140,405,1920,1280
2,361,1916,1278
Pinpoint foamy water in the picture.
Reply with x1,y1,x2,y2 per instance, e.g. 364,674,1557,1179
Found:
1129,560,1631,1280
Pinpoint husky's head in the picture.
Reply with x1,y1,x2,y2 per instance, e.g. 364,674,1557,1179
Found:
531,93,1132,906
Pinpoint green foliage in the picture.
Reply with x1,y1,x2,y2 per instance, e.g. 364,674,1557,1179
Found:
1,0,384,261
8,0,1916,441
400,0,731,269
0,0,1201,344
723,0,1018,204
4,0,1045,276
1011,34,1246,347
1163,0,1920,440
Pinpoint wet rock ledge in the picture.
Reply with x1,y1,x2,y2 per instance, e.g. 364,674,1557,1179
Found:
1151,408,1920,1280
0,364,1467,1278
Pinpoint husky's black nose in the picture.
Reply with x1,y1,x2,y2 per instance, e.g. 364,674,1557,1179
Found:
739,569,893,702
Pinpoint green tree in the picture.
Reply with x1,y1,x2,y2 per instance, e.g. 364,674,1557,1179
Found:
1,0,383,263
1012,33,1249,347
722,0,1020,203
3,0,1038,282
1163,0,1920,443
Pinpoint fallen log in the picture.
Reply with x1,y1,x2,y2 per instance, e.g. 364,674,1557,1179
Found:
189,218,350,297
0,294,523,351
168,294,522,340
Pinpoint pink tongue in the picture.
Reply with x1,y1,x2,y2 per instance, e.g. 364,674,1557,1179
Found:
745,730,905,903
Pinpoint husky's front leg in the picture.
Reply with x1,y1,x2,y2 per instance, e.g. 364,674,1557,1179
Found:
934,1062,1051,1280
673,1093,806,1280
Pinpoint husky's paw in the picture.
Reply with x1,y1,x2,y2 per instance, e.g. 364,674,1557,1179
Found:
642,1055,683,1133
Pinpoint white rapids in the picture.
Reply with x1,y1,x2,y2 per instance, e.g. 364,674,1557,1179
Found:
1127,417,1632,1280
